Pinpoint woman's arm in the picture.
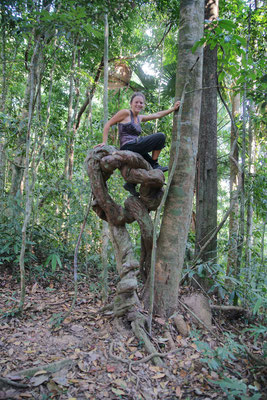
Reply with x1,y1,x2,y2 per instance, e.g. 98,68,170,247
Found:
140,101,180,122
96,109,129,147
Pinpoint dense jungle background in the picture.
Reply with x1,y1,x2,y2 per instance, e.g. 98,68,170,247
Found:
0,0,266,399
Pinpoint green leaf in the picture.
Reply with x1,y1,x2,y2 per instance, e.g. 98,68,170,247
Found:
224,35,232,43
233,34,247,47
191,37,206,53
253,297,263,315
218,19,236,31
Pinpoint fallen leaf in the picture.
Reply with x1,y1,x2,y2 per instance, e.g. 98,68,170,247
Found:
106,365,115,373
155,317,166,325
99,333,109,339
70,325,84,333
78,361,90,372
34,370,49,376
30,374,49,387
112,387,125,396
179,370,187,378
52,367,69,387
126,337,135,345
47,380,61,394
31,283,38,293
210,371,219,379
149,366,163,372
128,346,138,352
134,351,143,359
52,375,69,386
151,373,166,379
113,378,127,389
8,348,14,356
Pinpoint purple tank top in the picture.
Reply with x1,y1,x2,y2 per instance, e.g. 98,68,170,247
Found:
118,110,142,148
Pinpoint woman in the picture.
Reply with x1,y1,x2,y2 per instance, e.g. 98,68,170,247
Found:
97,92,180,196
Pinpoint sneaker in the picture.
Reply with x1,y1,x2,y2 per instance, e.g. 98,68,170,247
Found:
123,183,139,197
152,162,168,172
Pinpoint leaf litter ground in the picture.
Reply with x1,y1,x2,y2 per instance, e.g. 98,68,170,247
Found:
0,271,266,400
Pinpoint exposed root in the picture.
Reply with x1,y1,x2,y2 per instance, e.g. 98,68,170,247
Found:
210,305,246,312
0,376,28,389
131,313,164,367
8,358,74,379
109,340,178,367
99,302,114,313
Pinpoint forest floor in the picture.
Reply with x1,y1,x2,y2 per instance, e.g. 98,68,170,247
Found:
0,270,266,400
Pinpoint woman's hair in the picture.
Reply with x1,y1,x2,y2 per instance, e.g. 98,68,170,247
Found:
130,92,145,104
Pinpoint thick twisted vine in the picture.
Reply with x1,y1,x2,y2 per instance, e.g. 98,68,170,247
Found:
85,145,165,365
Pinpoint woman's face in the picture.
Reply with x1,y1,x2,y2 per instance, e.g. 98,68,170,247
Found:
130,96,145,113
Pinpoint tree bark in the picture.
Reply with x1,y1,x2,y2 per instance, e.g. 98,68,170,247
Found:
195,0,218,273
0,3,7,113
10,31,41,200
227,92,240,277
245,102,253,266
68,47,80,182
237,7,251,277
0,14,5,192
154,0,204,317
19,35,42,310
64,41,77,178
102,13,109,301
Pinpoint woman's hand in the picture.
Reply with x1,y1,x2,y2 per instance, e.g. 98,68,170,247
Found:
173,100,180,111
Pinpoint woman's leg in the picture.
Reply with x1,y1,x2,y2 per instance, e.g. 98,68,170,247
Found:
121,133,167,167
152,149,161,160
121,133,168,195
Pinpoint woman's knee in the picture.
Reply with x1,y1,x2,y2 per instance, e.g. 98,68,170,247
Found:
155,132,166,147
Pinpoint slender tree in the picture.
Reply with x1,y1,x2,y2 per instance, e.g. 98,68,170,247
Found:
227,92,240,278
245,101,256,277
195,0,219,278
102,12,110,301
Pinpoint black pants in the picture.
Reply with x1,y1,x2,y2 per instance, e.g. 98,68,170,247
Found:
120,132,166,165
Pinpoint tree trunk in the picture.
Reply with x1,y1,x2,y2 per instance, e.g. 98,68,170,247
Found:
154,0,204,317
0,10,5,194
68,47,80,182
245,102,255,277
101,13,109,301
195,0,218,275
237,7,251,277
64,42,77,178
1,3,7,112
19,36,42,310
237,93,246,277
10,33,41,198
226,92,240,277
